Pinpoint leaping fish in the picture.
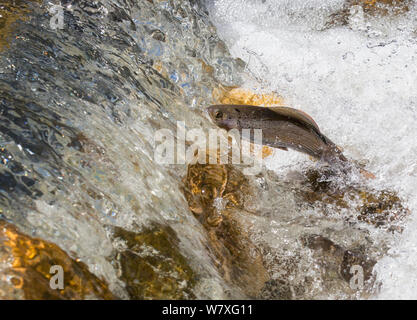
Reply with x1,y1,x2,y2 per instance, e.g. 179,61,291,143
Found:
207,104,349,166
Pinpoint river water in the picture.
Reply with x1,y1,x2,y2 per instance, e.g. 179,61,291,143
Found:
0,0,246,299
0,0,416,299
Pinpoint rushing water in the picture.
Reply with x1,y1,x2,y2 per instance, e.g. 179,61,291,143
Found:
208,0,417,299
0,0,246,299
1,0,415,299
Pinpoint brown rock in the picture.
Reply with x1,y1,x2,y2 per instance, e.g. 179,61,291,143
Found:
183,162,269,297
0,220,116,299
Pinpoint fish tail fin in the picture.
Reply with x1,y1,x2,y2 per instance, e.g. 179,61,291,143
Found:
319,133,348,163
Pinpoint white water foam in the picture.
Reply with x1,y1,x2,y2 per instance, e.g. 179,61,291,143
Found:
208,0,417,299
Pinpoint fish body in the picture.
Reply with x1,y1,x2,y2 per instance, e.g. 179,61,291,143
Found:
207,104,347,164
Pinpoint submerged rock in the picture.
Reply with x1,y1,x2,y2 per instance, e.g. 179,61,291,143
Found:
0,0,41,51
0,220,115,299
324,0,411,29
110,224,196,300
183,161,269,297
300,168,409,230
302,234,376,297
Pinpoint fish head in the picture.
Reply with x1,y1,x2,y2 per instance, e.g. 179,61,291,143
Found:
207,105,240,130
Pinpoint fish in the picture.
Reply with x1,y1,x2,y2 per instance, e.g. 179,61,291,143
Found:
207,104,348,165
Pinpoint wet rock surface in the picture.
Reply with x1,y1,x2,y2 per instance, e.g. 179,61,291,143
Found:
0,220,116,299
302,234,376,296
183,161,269,297
0,0,41,51
300,168,409,230
324,0,411,29
110,224,196,300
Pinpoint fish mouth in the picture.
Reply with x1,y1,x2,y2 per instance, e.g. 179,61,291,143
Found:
216,118,238,130
206,105,222,121
206,106,238,130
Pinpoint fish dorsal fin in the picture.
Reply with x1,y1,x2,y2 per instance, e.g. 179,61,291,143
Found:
266,106,321,133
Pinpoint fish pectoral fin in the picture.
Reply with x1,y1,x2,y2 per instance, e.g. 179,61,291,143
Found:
276,146,288,151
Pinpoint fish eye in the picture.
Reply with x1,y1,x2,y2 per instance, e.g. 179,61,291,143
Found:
215,111,223,119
